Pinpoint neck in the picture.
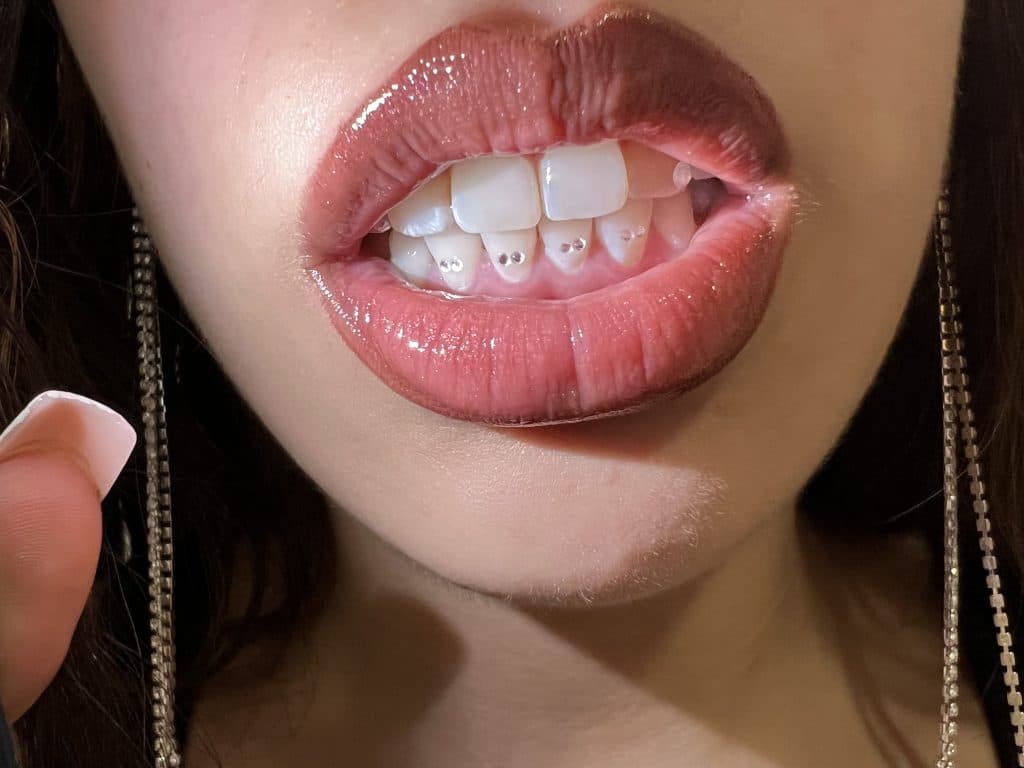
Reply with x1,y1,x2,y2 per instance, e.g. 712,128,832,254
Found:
315,508,936,767
189,505,977,767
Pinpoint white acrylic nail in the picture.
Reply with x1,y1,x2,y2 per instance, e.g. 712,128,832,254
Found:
0,391,137,498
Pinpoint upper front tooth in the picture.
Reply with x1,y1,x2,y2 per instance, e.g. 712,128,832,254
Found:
451,155,542,234
653,189,696,252
622,142,680,199
539,141,628,221
539,217,592,274
597,198,653,267
425,231,483,292
482,229,536,284
389,231,434,286
389,173,456,237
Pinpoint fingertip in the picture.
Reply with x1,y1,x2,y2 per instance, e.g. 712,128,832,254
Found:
0,391,136,499
0,451,105,720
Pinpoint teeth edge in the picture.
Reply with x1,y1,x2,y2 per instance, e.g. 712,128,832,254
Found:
387,141,708,285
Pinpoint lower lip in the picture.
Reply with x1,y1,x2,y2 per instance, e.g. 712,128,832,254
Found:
311,189,792,425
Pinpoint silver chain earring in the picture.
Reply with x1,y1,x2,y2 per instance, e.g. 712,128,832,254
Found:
934,190,1024,767
131,209,183,768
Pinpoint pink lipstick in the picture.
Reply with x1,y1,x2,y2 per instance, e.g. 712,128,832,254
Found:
304,6,794,425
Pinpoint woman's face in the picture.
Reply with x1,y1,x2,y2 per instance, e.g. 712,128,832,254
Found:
56,1,963,601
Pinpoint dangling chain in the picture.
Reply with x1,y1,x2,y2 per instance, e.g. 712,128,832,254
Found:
934,191,1024,767
131,209,183,768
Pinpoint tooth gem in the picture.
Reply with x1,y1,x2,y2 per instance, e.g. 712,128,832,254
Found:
621,226,648,242
497,251,526,266
597,197,652,267
560,238,587,254
438,258,464,273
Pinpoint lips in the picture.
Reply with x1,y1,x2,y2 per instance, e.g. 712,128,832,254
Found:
303,5,794,425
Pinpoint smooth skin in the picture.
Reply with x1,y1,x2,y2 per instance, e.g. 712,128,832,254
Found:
0,452,101,721
3,1,998,766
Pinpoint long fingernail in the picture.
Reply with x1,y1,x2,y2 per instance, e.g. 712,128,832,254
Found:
0,391,137,499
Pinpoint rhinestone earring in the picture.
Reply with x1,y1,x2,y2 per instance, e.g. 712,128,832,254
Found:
131,209,182,768
933,190,1024,767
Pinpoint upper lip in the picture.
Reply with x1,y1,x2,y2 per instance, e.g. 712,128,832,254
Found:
303,5,789,264
302,5,794,425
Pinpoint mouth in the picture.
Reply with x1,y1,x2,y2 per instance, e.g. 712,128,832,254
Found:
303,5,794,426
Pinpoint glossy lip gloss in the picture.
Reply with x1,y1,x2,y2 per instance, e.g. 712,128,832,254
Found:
303,5,795,425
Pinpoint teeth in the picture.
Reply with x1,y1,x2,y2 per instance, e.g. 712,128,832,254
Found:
425,231,483,292
389,173,455,237
481,229,536,283
539,141,628,221
596,198,653,267
451,155,542,234
384,142,707,289
622,142,681,199
388,231,434,286
539,217,592,274
652,189,696,251
672,163,693,189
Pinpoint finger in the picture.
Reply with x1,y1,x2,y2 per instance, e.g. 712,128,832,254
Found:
0,391,136,721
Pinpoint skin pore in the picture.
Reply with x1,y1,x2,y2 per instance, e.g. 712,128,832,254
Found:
51,0,994,765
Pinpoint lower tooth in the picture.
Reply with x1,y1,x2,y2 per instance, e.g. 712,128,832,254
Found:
482,229,536,284
425,231,483,292
652,189,696,252
389,231,435,286
597,198,653,267
539,217,592,274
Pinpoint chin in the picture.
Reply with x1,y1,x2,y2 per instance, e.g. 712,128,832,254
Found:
364,460,734,608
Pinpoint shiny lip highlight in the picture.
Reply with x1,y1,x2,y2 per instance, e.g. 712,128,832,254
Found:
303,5,795,425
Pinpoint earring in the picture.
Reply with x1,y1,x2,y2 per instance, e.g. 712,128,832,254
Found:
131,209,182,768
933,190,1024,767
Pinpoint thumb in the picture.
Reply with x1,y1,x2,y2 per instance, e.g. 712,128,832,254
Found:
0,391,136,722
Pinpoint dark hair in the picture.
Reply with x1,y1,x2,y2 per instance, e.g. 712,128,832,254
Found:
1,3,335,765
1,1,1022,766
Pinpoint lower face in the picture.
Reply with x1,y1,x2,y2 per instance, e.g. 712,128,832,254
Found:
57,0,963,601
